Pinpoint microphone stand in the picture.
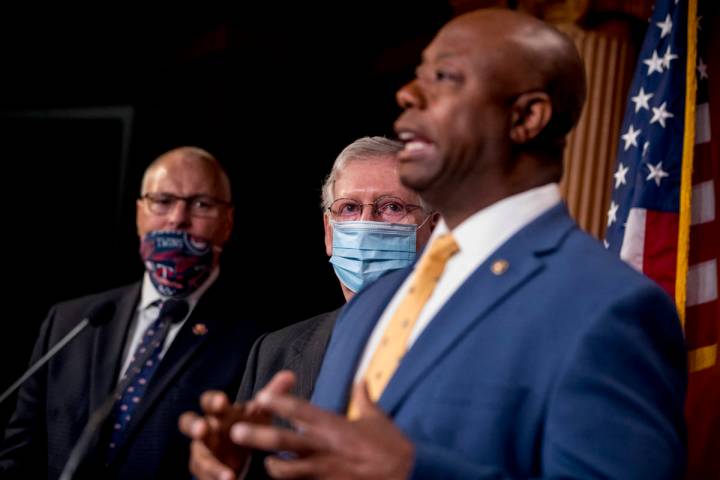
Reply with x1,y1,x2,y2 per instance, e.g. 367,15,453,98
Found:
0,320,89,405
0,302,115,406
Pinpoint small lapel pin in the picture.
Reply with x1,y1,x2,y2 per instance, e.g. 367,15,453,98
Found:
192,323,208,336
491,259,509,275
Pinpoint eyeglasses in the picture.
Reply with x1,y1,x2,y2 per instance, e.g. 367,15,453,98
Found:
328,195,422,222
141,193,231,218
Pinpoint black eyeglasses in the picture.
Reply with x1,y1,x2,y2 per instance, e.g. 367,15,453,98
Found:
328,195,422,222
141,193,231,218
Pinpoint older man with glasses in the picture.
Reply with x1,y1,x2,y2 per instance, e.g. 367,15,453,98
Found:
1,147,265,479
180,136,438,480
322,137,437,299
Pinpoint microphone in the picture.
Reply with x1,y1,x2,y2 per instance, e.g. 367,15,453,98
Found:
0,301,116,406
59,299,189,480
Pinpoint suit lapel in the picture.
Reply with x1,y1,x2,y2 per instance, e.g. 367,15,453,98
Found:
113,283,224,450
377,247,543,414
285,308,341,400
311,271,409,412
378,204,575,415
89,283,140,413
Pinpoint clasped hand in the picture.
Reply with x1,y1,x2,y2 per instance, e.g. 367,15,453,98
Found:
179,370,414,480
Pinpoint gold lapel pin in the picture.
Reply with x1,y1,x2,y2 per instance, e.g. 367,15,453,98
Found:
192,323,208,336
491,259,509,275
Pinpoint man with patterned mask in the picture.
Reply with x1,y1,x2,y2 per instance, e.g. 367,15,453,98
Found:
1,147,264,479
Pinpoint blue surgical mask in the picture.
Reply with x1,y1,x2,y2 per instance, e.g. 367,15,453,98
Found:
329,220,419,293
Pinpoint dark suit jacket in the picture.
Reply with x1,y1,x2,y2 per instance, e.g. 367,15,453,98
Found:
0,276,263,480
235,308,340,480
312,205,687,479
236,308,340,402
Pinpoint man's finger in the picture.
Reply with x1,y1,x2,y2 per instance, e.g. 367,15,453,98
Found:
240,371,297,424
229,422,321,455
255,389,333,428
264,455,323,479
189,439,237,480
200,390,231,414
257,370,297,397
350,380,383,419
179,411,207,439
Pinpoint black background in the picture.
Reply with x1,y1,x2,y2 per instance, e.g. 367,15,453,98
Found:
0,3,453,429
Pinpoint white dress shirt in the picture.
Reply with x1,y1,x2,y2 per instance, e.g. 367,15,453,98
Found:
117,267,219,382
354,183,562,383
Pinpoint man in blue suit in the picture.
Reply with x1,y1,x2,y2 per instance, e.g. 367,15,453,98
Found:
186,9,687,479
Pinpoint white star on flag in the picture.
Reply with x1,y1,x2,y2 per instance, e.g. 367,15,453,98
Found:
603,239,610,249
662,45,679,69
656,14,673,38
614,162,629,188
646,161,669,186
621,124,641,150
650,101,674,128
631,87,654,112
643,50,665,75
697,57,708,80
643,141,650,157
607,201,619,226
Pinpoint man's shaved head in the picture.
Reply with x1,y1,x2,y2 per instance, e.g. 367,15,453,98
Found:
445,9,586,144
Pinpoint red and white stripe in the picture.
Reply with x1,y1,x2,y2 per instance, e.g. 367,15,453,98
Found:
685,96,718,373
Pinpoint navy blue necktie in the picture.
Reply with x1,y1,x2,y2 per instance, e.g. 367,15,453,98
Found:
107,301,175,452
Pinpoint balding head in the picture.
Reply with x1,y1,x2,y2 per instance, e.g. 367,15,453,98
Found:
141,147,232,202
445,9,586,146
394,9,586,226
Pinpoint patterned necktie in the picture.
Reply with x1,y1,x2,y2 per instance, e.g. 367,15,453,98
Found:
348,233,459,420
107,300,175,452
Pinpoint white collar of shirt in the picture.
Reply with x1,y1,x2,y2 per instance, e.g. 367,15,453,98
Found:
429,182,561,268
139,266,220,313
354,183,561,383
117,267,220,382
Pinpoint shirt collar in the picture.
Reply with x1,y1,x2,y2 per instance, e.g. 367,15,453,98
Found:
431,183,561,255
140,266,220,312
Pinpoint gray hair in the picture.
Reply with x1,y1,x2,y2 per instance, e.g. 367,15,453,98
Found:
320,136,430,212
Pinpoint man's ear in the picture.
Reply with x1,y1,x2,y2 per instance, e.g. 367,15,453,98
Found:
429,212,440,231
509,92,552,144
323,213,333,257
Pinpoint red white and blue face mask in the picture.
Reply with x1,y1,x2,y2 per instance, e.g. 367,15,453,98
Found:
140,230,214,297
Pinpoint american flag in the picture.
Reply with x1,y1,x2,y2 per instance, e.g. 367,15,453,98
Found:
605,0,687,293
605,0,719,477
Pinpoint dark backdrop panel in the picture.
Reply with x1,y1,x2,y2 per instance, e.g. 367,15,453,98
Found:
0,114,132,429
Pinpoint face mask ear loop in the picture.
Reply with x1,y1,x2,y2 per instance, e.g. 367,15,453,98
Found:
415,212,434,231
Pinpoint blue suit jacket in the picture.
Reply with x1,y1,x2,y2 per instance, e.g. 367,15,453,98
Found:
311,205,687,479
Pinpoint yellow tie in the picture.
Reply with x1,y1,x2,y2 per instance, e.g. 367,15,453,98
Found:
347,233,459,420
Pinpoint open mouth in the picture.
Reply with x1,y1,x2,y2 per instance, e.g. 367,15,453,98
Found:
397,130,436,158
